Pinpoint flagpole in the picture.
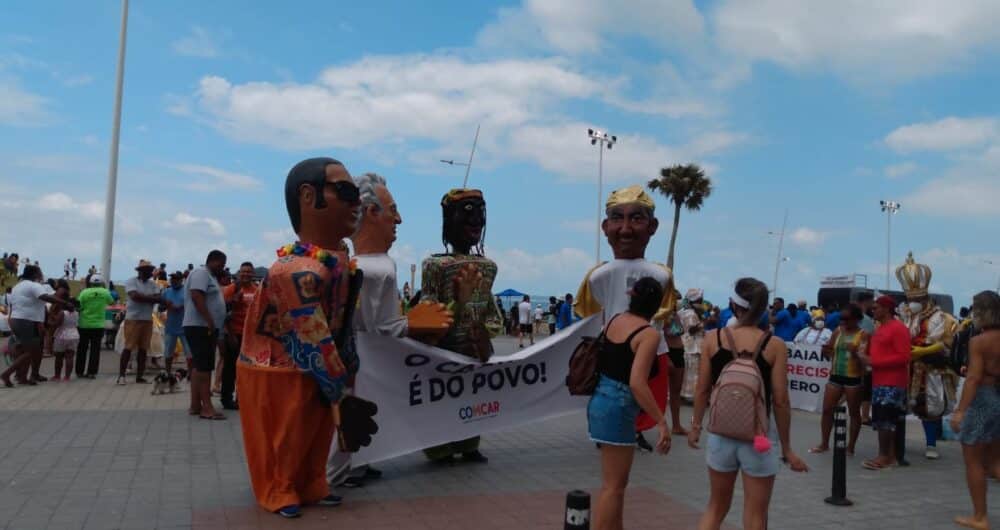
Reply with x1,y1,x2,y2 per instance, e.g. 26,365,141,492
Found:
100,0,129,281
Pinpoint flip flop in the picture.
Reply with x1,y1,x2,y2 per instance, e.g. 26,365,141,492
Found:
199,413,226,421
862,459,889,470
808,446,829,454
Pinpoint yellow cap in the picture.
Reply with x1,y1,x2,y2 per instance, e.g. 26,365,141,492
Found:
606,185,655,211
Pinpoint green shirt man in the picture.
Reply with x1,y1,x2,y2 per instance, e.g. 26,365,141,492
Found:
78,286,114,329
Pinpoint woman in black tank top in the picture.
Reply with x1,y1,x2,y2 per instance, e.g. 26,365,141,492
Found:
586,278,672,530
685,278,808,530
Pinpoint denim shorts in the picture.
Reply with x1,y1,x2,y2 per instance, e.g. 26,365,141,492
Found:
705,423,780,477
587,375,639,446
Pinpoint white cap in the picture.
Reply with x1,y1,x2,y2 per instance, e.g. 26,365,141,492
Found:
89,274,104,285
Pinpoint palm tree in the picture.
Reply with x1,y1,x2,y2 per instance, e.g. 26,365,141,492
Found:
647,163,713,270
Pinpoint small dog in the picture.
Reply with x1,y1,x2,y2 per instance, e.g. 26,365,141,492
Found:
151,369,187,395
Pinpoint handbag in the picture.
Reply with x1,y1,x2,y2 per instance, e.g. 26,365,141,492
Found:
566,315,616,396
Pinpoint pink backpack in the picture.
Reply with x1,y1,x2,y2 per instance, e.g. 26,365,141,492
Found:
707,329,771,443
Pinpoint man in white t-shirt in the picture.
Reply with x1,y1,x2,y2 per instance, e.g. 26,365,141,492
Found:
119,259,163,385
574,185,680,442
518,295,534,348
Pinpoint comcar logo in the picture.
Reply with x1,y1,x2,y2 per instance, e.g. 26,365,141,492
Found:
458,401,501,422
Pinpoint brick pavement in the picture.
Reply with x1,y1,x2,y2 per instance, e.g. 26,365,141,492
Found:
0,340,996,529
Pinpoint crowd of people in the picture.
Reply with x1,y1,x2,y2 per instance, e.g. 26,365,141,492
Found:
0,164,997,529
0,251,258,420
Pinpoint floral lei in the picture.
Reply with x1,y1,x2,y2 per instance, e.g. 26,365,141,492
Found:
277,242,344,270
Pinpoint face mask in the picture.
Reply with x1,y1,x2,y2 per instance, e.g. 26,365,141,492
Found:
909,302,923,314
814,321,825,330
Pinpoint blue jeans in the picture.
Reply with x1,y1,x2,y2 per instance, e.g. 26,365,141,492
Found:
922,418,942,447
163,332,192,361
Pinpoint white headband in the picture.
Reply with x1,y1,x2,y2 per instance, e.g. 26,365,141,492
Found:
730,292,750,309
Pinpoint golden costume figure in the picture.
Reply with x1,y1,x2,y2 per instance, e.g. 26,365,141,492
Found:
896,252,959,459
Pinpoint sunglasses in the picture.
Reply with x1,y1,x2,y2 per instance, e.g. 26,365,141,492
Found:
323,180,360,204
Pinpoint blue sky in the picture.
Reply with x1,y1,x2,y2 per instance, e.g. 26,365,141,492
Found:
3,0,1000,307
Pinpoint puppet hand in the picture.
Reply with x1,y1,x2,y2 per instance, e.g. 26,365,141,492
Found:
407,302,454,338
453,264,483,305
338,395,379,453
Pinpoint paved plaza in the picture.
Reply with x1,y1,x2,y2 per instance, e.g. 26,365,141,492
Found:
0,338,996,529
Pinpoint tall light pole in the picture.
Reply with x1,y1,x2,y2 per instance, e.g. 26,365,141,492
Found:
880,200,901,290
588,128,616,264
100,0,129,281
439,124,480,189
768,209,789,297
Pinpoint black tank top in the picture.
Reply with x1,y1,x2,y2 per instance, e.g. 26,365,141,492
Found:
710,327,774,415
597,315,659,384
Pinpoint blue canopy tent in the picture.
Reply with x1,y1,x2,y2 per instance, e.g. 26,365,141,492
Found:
495,288,527,311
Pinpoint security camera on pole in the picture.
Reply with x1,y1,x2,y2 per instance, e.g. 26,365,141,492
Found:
588,128,617,264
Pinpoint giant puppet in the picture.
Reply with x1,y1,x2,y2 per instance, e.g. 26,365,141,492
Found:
236,158,378,519
327,172,454,486
895,252,959,460
574,185,681,437
419,188,503,463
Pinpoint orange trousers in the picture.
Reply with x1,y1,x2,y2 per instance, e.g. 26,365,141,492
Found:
236,363,334,512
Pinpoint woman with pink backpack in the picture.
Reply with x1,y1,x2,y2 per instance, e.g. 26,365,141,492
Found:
687,277,809,530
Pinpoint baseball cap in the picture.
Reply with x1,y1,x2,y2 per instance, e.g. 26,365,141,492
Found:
89,274,104,285
875,295,896,310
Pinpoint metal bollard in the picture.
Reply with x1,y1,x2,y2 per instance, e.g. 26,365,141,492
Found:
824,405,853,506
565,490,590,530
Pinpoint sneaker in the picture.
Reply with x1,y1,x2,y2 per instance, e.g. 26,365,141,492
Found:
34,375,48,382
221,401,240,411
115,376,126,386
277,505,301,518
135,377,149,384
925,447,940,460
340,476,365,489
50,376,62,382
317,495,343,507
364,466,383,480
897,459,911,467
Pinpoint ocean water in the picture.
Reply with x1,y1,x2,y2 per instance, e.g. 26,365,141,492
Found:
495,294,562,313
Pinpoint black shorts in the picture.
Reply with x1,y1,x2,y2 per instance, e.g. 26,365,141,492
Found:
520,324,533,333
862,372,873,401
184,326,216,372
828,374,863,388
9,318,41,348
667,347,685,369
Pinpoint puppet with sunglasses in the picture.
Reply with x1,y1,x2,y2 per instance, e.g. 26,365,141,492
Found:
235,157,378,519
418,188,503,464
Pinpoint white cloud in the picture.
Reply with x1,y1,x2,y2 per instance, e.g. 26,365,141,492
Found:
904,177,1000,218
902,141,1000,218
171,26,224,58
168,212,226,236
714,0,1000,81
884,161,917,179
38,192,104,219
476,0,705,55
490,247,593,289
191,56,600,150
885,117,997,152
261,227,296,245
0,78,50,126
174,163,263,191
789,227,828,248
508,122,744,183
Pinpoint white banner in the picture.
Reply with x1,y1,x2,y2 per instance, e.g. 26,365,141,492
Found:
786,342,829,413
354,315,602,464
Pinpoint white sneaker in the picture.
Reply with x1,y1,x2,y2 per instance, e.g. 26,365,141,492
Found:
115,376,126,386
925,447,940,460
